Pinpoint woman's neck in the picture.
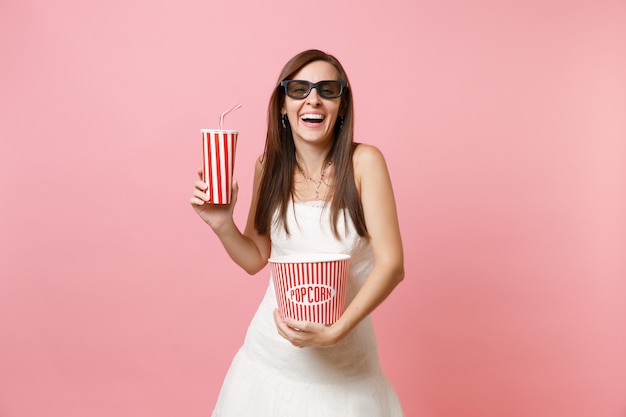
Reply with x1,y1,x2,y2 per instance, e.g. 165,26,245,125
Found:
294,144,332,177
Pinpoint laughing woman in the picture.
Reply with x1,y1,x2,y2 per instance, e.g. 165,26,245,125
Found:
191,49,405,417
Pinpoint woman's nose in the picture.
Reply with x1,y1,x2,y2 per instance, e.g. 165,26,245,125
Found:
305,87,322,105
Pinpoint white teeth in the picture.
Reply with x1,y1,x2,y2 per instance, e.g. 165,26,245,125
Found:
301,113,324,120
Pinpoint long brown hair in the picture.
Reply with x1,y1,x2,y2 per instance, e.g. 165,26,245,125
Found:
254,49,367,238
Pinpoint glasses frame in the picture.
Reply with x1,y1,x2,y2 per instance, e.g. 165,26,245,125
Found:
280,80,348,99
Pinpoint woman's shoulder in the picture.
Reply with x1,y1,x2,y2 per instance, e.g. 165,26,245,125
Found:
252,154,266,182
254,153,266,170
353,143,387,172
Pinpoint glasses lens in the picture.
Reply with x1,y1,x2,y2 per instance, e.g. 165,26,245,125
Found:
286,81,311,98
318,81,342,98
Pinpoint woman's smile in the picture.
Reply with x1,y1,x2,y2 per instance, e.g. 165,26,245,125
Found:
299,112,326,127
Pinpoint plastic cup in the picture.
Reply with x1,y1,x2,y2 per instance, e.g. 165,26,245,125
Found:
201,129,238,204
269,253,350,325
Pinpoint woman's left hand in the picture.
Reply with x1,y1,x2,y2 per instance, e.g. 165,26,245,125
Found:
273,310,340,348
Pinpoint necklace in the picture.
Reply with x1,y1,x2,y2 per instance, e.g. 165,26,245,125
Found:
297,161,332,201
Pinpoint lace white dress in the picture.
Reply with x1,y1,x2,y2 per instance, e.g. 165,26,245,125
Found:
211,200,405,416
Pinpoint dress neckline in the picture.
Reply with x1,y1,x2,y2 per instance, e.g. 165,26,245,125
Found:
292,199,328,208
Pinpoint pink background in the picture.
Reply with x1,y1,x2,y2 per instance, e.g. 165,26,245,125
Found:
1,1,625,416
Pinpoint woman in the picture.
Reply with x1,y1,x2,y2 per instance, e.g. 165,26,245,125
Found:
191,49,405,416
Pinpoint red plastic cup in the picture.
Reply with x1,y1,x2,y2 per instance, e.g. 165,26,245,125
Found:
201,129,238,204
269,254,350,325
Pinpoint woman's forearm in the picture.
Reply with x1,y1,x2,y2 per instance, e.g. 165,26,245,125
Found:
213,220,268,275
331,261,404,341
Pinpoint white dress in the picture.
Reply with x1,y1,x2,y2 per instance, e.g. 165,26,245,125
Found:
211,200,405,416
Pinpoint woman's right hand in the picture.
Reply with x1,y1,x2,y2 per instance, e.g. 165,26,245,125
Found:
190,169,239,233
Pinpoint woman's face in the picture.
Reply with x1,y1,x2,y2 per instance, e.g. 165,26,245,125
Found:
281,60,343,149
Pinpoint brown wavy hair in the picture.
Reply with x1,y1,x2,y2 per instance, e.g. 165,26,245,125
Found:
254,49,367,238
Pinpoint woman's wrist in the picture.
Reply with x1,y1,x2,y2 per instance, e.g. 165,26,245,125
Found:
211,217,238,237
327,317,350,344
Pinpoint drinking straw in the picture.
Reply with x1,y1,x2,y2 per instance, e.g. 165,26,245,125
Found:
219,103,242,130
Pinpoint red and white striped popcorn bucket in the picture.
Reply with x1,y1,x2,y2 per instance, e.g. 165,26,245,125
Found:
269,254,350,325
201,129,238,204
